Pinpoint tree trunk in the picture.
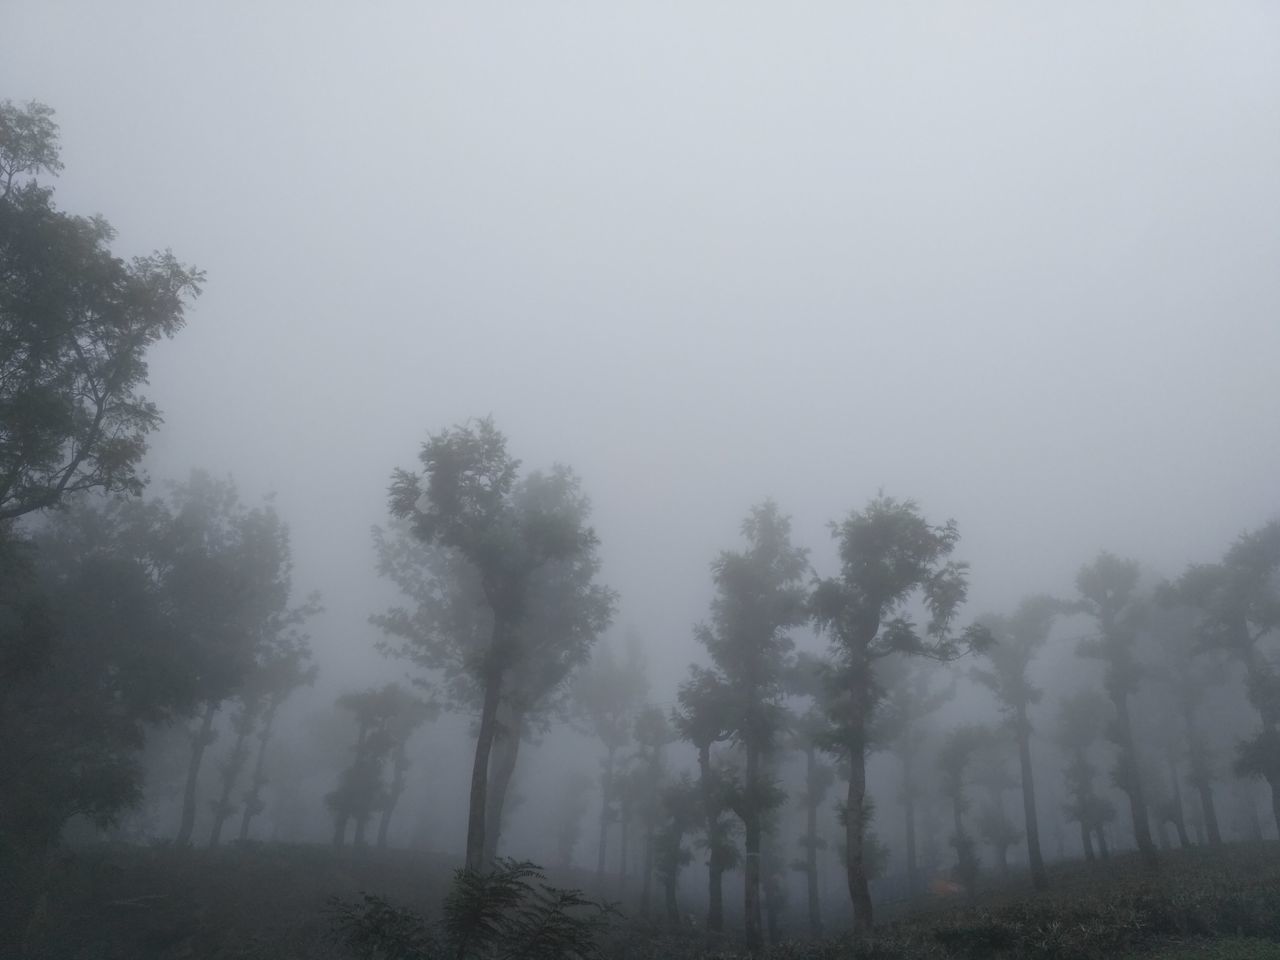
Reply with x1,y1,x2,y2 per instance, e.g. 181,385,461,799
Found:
176,701,217,846
1095,825,1109,859
1016,717,1048,890
664,876,679,925
697,744,724,932
1113,694,1158,867
743,741,762,951
332,811,348,846
845,675,873,933
1168,760,1190,848
596,745,616,882
805,745,823,933
640,819,655,916
209,722,252,847
464,644,506,873
377,741,408,849
483,717,523,863
1197,779,1222,846
238,702,278,842
1080,821,1095,861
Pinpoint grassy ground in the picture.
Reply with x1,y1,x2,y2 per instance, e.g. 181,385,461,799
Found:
22,841,1280,958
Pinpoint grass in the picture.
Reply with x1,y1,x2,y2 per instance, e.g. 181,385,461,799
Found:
22,840,1280,958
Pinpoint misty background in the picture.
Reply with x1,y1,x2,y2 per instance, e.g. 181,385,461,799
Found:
4,0,1279,874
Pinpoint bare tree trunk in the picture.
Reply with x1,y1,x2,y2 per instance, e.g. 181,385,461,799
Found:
697,744,724,932
1113,694,1158,867
743,741,762,951
596,745,616,882
238,702,278,842
332,811,348,846
1197,779,1222,846
804,745,823,933
1168,760,1190,848
1095,825,1109,859
1080,821,1095,861
1016,712,1048,890
483,715,522,863
845,678,873,933
465,645,506,873
640,818,655,916
176,701,217,846
664,875,679,925
377,741,409,849
209,720,253,847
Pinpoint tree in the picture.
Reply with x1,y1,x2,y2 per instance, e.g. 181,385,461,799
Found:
0,101,202,521
553,770,595,870
1074,552,1158,867
0,497,192,952
811,495,986,932
972,595,1062,890
871,654,952,899
652,773,701,925
1173,522,1280,835
672,664,738,932
970,733,1023,881
1053,690,1117,861
693,500,809,951
785,652,838,933
631,705,674,916
574,636,648,884
389,418,601,872
938,725,987,898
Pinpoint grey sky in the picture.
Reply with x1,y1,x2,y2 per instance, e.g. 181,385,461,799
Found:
3,1,1278,706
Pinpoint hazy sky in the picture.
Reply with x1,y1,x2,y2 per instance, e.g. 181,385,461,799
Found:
4,1,1279,701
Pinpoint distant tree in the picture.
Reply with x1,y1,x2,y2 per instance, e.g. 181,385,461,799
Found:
692,500,809,951
573,636,647,884
972,595,1062,890
0,498,192,951
160,472,315,847
872,654,952,899
388,419,601,871
0,100,201,522
1173,522,1280,834
938,725,986,897
652,773,701,925
1053,690,1117,860
672,665,739,931
631,705,674,916
970,733,1023,880
811,495,987,932
553,770,595,870
1074,552,1158,867
785,652,838,933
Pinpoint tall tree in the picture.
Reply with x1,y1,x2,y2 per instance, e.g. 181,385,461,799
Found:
872,654,952,899
632,705,675,916
0,100,201,521
652,773,702,925
574,636,648,884
388,419,601,872
1173,522,1280,834
785,652,838,933
938,725,987,898
971,595,1061,890
694,500,808,951
672,665,738,932
1074,552,1158,867
811,495,986,932
1053,690,1117,861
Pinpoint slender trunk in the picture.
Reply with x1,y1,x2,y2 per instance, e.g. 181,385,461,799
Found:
1016,713,1047,890
1182,702,1221,847
697,743,724,932
377,741,408,849
465,638,506,873
763,866,781,946
1267,775,1280,839
483,715,523,863
743,741,762,951
1095,825,1109,859
354,814,369,847
1197,780,1222,846
332,812,348,846
664,875,678,925
1080,821,1095,862
845,677,873,934
238,702,278,842
1113,694,1158,867
1168,760,1190,848
805,745,822,933
176,701,217,846
640,818,655,916
1156,817,1171,851
209,722,253,847
596,745,616,882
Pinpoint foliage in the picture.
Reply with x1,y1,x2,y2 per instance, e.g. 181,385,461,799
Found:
331,858,616,960
0,100,202,521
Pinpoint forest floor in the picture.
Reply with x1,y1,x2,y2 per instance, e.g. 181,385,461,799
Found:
20,840,1280,959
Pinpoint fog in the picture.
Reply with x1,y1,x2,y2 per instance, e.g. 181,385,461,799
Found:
3,1,1280,951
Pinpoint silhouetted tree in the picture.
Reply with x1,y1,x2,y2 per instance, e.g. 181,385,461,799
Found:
970,732,1023,881
1173,522,1280,834
553,770,595,870
811,495,986,932
632,705,674,916
785,652,838,933
972,595,1061,890
0,100,201,522
673,665,738,931
693,500,808,951
938,725,986,897
388,419,601,871
1074,552,1158,867
1053,690,1117,861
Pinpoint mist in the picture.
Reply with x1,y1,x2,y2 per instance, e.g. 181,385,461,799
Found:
2,3,1279,957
